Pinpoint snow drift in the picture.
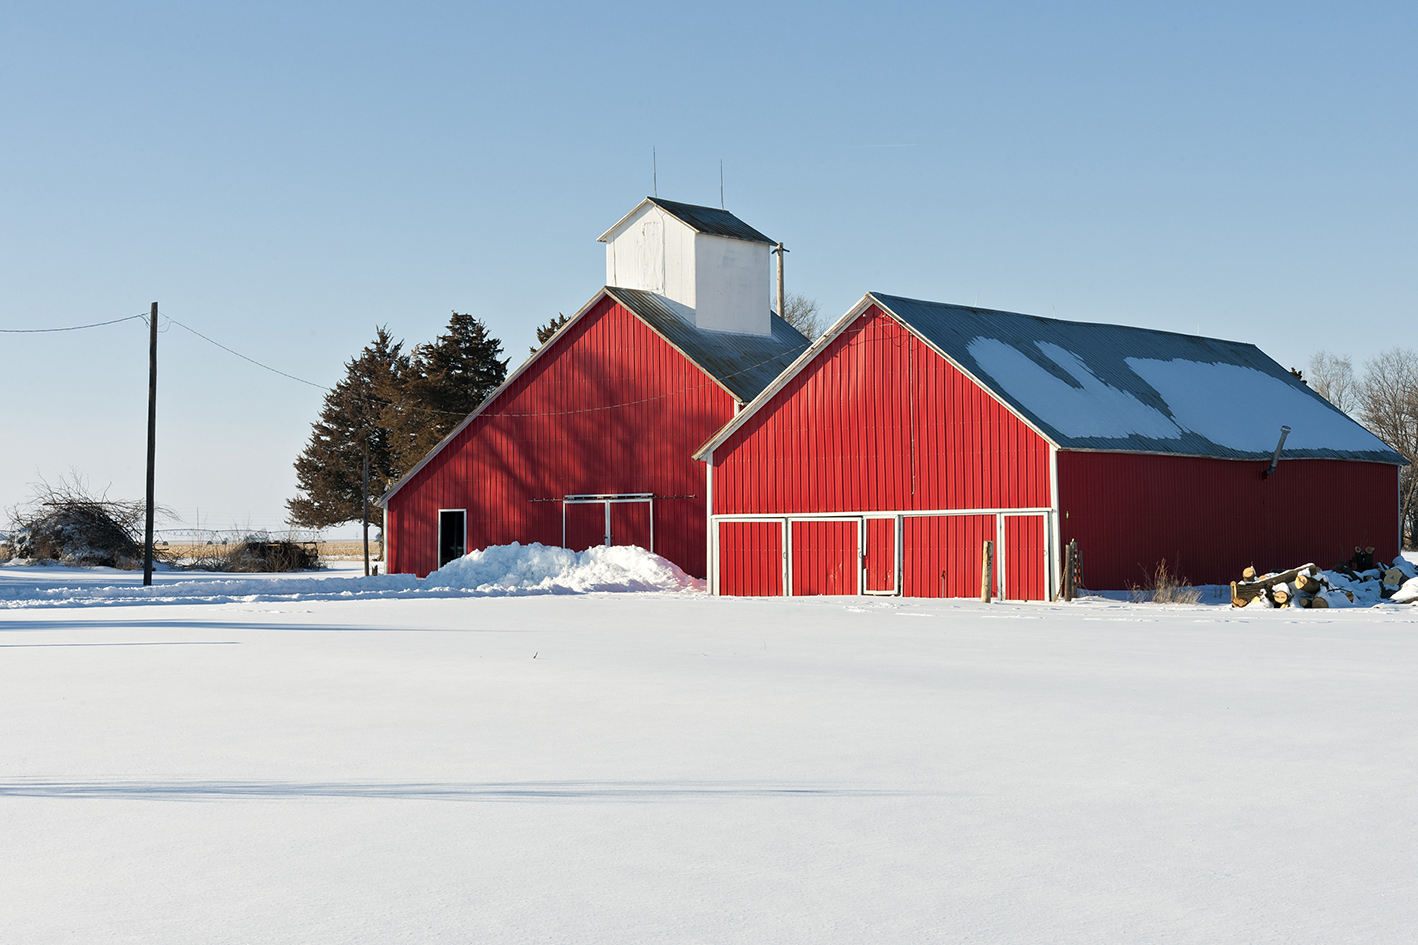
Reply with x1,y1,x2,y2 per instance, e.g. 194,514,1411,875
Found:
0,543,702,608
427,542,698,594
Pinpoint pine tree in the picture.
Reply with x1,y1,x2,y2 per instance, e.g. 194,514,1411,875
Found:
530,312,572,353
286,327,408,529
382,311,509,474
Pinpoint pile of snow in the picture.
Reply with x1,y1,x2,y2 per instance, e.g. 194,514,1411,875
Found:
0,543,701,608
428,542,700,594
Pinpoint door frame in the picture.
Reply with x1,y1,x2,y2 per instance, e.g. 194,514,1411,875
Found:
562,493,654,551
436,508,466,568
711,507,1053,599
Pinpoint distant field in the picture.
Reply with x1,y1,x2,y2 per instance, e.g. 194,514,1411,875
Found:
162,541,382,561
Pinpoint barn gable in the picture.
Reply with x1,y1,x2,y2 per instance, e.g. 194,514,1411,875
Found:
706,305,1052,515
377,283,807,578
701,303,1054,600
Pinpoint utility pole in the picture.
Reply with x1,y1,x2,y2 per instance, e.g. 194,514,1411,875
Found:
143,301,158,587
773,242,788,320
362,440,371,577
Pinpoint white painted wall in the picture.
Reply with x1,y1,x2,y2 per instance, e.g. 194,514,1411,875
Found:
603,201,771,336
694,234,771,335
604,203,696,311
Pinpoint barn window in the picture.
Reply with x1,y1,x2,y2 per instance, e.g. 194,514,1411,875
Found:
438,509,466,568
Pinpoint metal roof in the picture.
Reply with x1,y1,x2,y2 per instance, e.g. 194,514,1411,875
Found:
598,198,775,245
605,287,808,403
870,293,1403,464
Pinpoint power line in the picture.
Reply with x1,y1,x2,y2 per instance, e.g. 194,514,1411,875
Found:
0,313,147,333
162,312,326,389
5,303,810,422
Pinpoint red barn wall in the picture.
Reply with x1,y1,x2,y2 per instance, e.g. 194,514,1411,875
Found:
710,307,1053,598
1058,451,1401,589
386,296,736,577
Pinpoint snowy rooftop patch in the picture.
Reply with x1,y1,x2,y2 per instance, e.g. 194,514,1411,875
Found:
873,293,1403,462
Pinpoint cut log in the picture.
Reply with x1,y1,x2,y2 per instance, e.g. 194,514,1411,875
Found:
1310,595,1330,609
1271,588,1290,606
1295,572,1326,593
1230,563,1318,607
1242,566,1258,581
1295,595,1311,608
1384,567,1405,589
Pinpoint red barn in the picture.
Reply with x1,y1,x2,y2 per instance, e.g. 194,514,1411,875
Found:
379,199,808,577
696,293,1404,598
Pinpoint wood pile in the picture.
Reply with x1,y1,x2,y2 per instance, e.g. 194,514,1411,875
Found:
1231,547,1418,608
1231,563,1328,608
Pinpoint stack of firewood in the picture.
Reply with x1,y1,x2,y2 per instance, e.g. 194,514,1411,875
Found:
1230,563,1332,608
1231,547,1418,608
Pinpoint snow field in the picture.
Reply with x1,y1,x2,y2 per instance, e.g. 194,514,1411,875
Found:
2,581,1417,944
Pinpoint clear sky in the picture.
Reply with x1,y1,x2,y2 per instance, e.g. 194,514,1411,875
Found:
3,1,1414,530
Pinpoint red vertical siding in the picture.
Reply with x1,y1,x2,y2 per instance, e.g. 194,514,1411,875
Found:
901,515,996,598
386,296,736,577
1059,452,1401,589
564,504,604,552
712,308,1051,516
1004,515,1046,601
864,518,895,592
790,520,859,595
718,521,783,596
611,503,652,551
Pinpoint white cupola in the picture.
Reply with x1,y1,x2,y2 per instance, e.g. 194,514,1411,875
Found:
598,197,774,336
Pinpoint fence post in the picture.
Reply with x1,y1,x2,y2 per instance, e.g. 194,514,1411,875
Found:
981,540,994,603
1063,540,1077,602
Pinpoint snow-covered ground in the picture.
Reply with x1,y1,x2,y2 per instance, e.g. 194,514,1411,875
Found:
3,554,1417,943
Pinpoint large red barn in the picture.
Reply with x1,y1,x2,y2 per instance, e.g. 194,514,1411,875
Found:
379,199,808,578
696,293,1404,598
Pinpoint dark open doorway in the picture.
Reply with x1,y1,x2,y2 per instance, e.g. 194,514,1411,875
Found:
438,509,466,568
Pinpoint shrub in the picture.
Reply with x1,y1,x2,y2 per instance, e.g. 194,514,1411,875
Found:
184,539,321,573
1130,558,1202,605
4,478,164,569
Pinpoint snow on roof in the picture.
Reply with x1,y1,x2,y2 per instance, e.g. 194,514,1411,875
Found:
872,293,1402,463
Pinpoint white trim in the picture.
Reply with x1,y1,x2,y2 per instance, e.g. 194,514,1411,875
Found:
436,508,466,568
711,507,1052,522
712,507,1052,599
704,453,715,594
1049,443,1062,601
995,513,1006,601
861,515,899,596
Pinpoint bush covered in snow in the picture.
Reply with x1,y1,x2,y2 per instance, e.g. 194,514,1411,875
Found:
3,479,156,569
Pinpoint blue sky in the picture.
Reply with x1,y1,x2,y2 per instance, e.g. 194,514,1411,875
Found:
3,1,1414,528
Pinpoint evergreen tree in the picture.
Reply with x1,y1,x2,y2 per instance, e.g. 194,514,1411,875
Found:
530,312,572,353
286,327,408,529
382,311,508,474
